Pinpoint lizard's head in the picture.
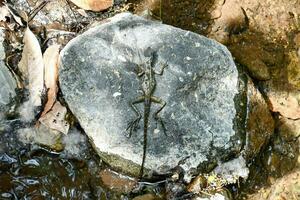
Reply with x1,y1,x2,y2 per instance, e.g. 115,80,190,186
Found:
144,47,155,67
144,47,153,57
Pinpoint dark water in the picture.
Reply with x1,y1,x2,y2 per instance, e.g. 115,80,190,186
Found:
0,119,121,199
0,117,168,200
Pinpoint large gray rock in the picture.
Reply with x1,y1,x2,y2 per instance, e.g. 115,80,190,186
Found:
0,29,16,107
59,13,246,176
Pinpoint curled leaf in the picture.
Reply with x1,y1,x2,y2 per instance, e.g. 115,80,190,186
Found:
18,27,44,107
5,4,24,25
69,0,113,11
0,5,10,22
77,9,88,17
40,44,60,117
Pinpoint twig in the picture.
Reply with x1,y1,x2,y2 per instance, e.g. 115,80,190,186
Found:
28,0,50,23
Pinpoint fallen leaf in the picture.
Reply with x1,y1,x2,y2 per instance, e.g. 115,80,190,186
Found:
77,9,88,17
0,5,10,22
18,27,44,107
40,44,60,117
69,0,113,11
39,101,70,135
5,4,24,25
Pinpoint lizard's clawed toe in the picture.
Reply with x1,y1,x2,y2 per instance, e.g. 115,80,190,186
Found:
154,117,167,136
126,118,141,137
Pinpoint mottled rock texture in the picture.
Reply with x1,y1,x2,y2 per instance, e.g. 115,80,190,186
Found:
0,29,16,108
247,169,300,200
59,13,246,176
244,78,274,160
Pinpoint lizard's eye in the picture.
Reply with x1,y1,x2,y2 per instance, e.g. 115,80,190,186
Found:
134,66,143,74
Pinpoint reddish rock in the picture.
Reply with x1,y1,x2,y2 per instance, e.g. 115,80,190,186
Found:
287,51,300,89
265,87,300,120
244,78,275,159
278,117,300,139
230,42,271,80
209,0,248,44
247,169,300,200
99,169,137,193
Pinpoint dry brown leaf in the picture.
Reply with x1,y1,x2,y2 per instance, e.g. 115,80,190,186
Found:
18,27,44,108
77,9,88,17
40,44,60,117
0,5,10,22
5,4,24,26
69,0,113,11
39,101,70,135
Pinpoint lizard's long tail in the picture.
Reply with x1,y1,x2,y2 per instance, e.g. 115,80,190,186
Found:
140,99,151,178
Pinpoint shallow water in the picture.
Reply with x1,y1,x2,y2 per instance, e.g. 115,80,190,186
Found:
0,119,122,199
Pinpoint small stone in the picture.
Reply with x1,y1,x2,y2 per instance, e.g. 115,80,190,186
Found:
187,175,207,193
99,169,137,193
266,87,300,120
17,125,63,151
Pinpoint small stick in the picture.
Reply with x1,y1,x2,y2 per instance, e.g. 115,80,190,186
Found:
28,0,49,23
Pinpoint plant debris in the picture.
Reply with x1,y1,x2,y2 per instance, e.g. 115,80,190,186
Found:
69,0,113,11
40,44,60,117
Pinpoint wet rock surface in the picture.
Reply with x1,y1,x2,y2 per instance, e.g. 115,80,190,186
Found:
59,13,246,176
229,41,272,81
0,29,16,109
244,78,274,160
263,80,300,120
99,169,137,194
247,169,300,200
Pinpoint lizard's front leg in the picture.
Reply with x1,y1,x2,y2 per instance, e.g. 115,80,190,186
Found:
126,96,144,137
151,96,167,136
154,62,168,75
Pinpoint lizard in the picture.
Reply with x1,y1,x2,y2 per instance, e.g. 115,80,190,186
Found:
126,50,167,178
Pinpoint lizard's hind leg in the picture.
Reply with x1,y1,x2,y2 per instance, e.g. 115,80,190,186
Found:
126,96,144,137
151,96,167,136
